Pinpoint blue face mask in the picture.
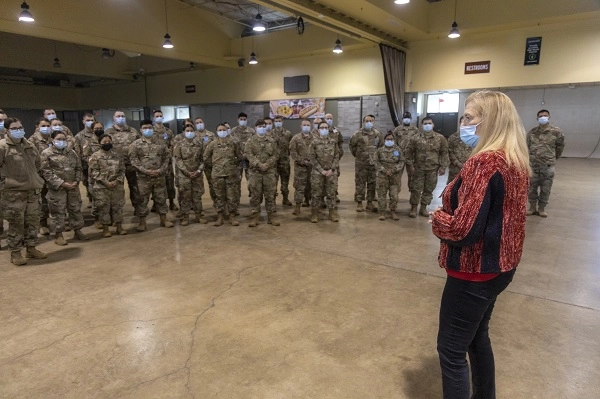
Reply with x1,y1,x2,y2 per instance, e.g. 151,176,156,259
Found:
46,113,57,121
115,117,126,126
326,119,333,126
319,129,329,137
184,131,195,140
239,119,247,127
10,128,26,139
265,124,273,131
402,118,411,125
302,126,311,133
274,122,283,128
85,121,93,128
217,130,228,138
40,126,51,135
422,124,434,132
52,125,63,132
460,123,481,148
0,121,4,129
538,116,549,125
196,123,204,131
154,117,164,123
54,140,67,150
384,140,394,147
142,129,154,138
256,127,267,136
364,121,373,130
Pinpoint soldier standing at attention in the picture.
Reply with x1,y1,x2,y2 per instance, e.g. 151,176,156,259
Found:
40,130,87,245
88,134,127,238
246,120,280,227
349,114,384,212
129,120,174,231
203,124,242,227
289,119,314,215
526,109,565,217
83,122,105,229
392,111,419,190
105,110,141,209
0,110,5,238
73,113,96,208
447,116,472,184
0,117,47,265
152,109,178,211
194,117,217,207
309,121,340,223
173,125,207,226
43,109,74,137
272,115,293,206
405,117,449,218
373,132,405,221
28,118,53,236
231,112,255,199
325,113,344,203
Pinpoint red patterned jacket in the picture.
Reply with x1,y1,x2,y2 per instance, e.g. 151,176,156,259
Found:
432,151,529,274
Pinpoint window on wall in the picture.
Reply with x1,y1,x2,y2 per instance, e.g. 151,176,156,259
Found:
426,93,459,113
176,107,190,120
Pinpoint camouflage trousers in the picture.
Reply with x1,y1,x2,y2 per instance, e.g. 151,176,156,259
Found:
311,171,338,210
204,166,217,206
377,172,400,211
213,175,238,215
410,168,439,205
47,188,84,233
40,184,49,221
166,159,176,201
293,164,312,204
81,161,92,202
1,190,40,251
177,173,205,216
354,163,377,202
529,165,555,205
125,165,143,209
249,171,277,214
94,186,125,225
136,175,168,217
276,160,291,195
447,165,462,185
234,162,250,209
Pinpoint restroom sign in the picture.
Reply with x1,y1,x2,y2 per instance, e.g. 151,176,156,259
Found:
464,61,491,74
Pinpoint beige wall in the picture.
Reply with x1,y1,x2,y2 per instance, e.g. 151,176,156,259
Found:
0,83,78,110
406,16,600,92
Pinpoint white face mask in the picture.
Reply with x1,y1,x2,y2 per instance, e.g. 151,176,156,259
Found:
154,117,164,123
402,118,411,125
538,116,549,125
115,116,126,126
184,131,195,139
84,121,94,128
46,113,57,121
326,119,333,126
256,127,267,136
274,122,283,128
217,130,228,138
301,126,311,134
422,124,434,132
196,123,205,131
239,119,247,127
51,125,63,132
319,128,329,137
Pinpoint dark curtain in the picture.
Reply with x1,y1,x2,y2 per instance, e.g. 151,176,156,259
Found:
379,44,406,127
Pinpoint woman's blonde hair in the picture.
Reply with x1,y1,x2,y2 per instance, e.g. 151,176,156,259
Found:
466,90,531,173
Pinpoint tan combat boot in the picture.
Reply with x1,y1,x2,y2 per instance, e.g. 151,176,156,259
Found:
310,208,319,223
329,208,339,222
419,204,429,217
282,194,293,206
214,212,224,226
116,223,127,235
229,214,240,226
103,225,112,238
538,205,548,218
26,247,47,259
379,211,386,221
356,201,364,212
526,202,537,216
54,232,68,246
267,213,280,226
248,212,259,227
136,217,147,232
40,218,50,236
409,205,417,218
160,214,174,228
292,203,301,215
366,201,377,212
94,215,103,230
11,250,28,266
74,229,88,241
390,209,399,220
180,215,189,226
195,213,207,224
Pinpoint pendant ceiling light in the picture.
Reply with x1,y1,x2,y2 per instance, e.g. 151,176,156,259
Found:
162,0,174,48
333,39,343,54
253,13,266,32
18,2,34,22
249,52,258,65
448,0,460,38
394,0,410,4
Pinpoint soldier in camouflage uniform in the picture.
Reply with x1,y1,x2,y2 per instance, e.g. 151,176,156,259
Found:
173,125,207,226
81,122,105,229
245,120,280,227
73,113,96,206
203,124,242,226
272,116,293,206
28,118,53,235
0,110,5,238
0,118,47,265
129,120,174,231
349,115,384,212
325,113,344,203
373,132,405,221
309,121,340,223
231,112,255,200
392,111,419,191
41,131,87,245
194,117,217,207
526,109,565,217
88,134,127,238
105,111,142,210
289,119,314,216
152,110,178,211
44,109,74,137
405,117,449,218
447,117,472,184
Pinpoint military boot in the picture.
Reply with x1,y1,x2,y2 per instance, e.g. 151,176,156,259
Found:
267,213,280,226
169,199,179,211
94,215,103,230
103,225,112,238
40,218,50,236
409,205,417,218
54,232,68,246
356,201,364,212
116,223,127,235
136,217,147,232
419,204,429,217
310,208,319,223
366,201,378,212
195,213,207,224
335,194,340,203
292,203,301,215
180,215,189,226
248,212,259,227
282,194,293,206
329,208,339,222
11,250,28,266
526,202,537,216
160,214,174,228
229,214,240,226
390,209,399,220
378,211,386,221
73,229,88,241
214,212,224,226
26,247,47,259
538,205,548,218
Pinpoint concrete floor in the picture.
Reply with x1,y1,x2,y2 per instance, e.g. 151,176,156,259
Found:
1,154,599,399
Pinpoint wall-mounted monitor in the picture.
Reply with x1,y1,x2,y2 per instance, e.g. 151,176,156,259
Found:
284,75,310,93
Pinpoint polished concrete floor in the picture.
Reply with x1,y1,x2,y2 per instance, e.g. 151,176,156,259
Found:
1,154,599,399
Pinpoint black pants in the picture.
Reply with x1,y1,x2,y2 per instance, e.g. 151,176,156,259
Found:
437,269,515,399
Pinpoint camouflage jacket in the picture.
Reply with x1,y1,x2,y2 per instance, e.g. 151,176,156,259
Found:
231,126,256,159
203,136,242,178
40,145,82,190
272,127,293,162
74,129,101,163
128,136,170,176
105,125,140,166
329,126,345,159
447,132,472,168
405,130,449,170
349,128,384,165
527,124,565,166
173,137,204,178
309,136,340,174
0,136,45,191
392,125,418,153
88,149,125,189
245,135,279,173
28,131,53,154
373,145,405,175
152,124,174,152
289,132,313,166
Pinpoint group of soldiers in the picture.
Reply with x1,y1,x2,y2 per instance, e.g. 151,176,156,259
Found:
0,105,564,265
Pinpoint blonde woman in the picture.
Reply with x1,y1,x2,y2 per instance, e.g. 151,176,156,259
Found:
430,90,530,399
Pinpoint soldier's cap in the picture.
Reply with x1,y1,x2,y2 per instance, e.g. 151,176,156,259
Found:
402,112,412,118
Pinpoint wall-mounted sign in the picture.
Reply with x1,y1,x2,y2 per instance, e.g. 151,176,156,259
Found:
464,61,491,74
269,97,326,119
524,37,542,65
185,85,196,93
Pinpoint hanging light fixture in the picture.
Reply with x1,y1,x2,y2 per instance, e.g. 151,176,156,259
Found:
249,52,258,65
18,2,34,22
162,0,174,48
448,0,460,38
53,58,61,68
253,13,266,32
333,38,343,54
394,0,410,4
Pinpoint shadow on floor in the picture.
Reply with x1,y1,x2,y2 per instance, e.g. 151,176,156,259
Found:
401,355,443,399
